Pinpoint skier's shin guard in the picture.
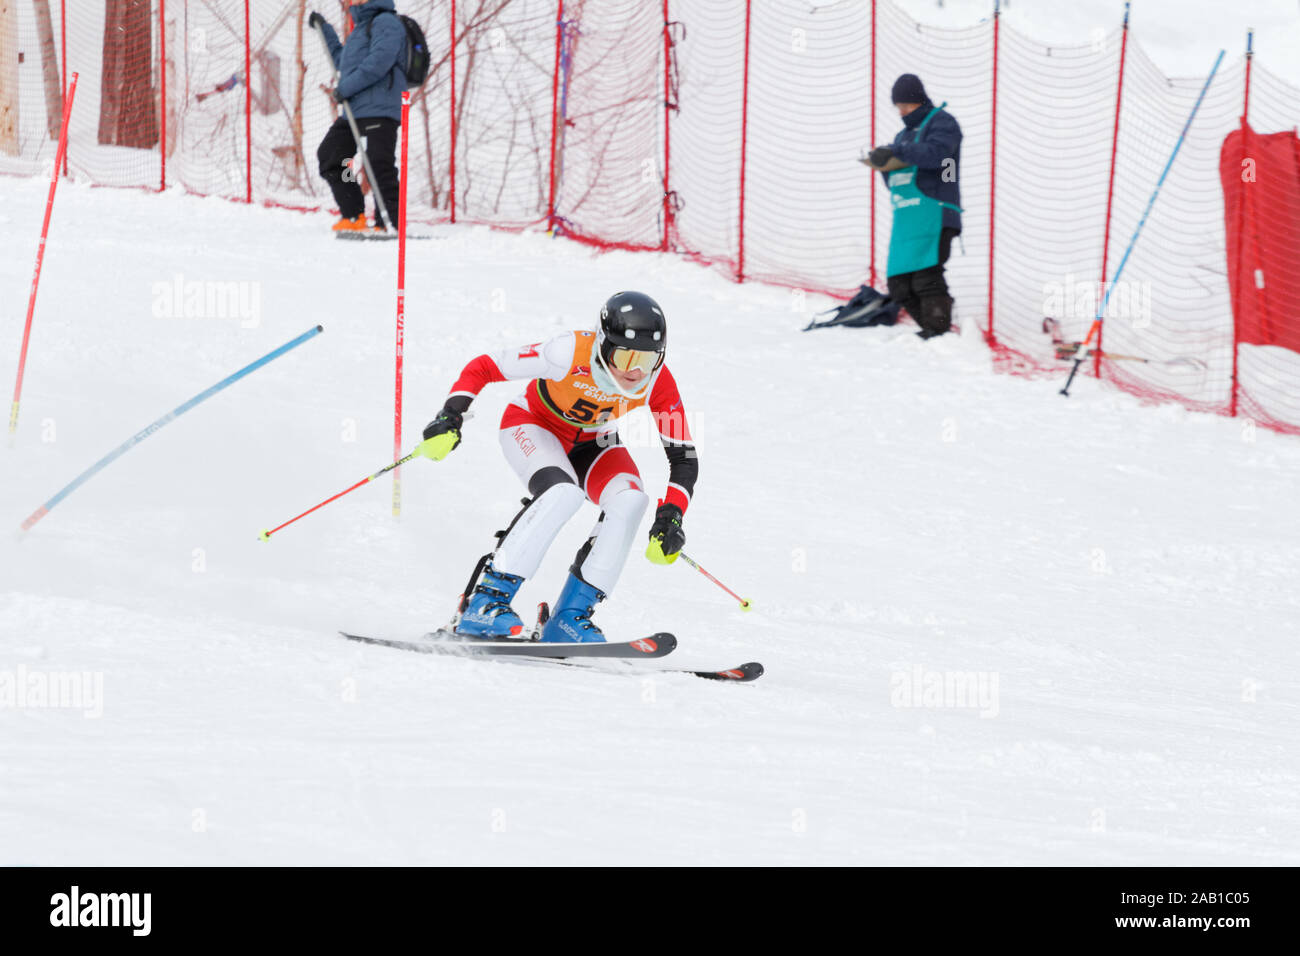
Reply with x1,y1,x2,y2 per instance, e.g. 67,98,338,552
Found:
571,486,649,595
492,481,585,579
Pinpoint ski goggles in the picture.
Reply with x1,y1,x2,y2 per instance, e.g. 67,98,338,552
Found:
606,346,664,375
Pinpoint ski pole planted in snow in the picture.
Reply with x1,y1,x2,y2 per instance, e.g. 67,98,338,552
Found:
676,551,753,611
20,325,324,533
9,73,78,442
1060,48,1225,397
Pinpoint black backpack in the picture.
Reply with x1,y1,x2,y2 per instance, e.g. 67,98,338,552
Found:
368,12,430,87
802,285,900,331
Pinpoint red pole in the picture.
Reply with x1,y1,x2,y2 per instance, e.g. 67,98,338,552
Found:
60,0,68,177
547,1,563,232
869,0,877,288
244,0,253,203
394,91,411,517
1095,2,1129,378
986,1,1000,344
159,0,167,191
1230,30,1253,418
737,0,751,281
10,73,78,439
449,0,457,223
660,0,672,251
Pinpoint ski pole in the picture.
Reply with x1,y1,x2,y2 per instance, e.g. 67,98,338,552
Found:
20,325,324,532
259,449,422,541
1060,48,1224,397
677,551,752,611
312,22,395,232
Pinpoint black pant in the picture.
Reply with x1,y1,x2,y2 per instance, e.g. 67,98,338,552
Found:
887,226,960,337
316,116,400,228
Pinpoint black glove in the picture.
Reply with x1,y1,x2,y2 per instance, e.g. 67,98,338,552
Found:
868,146,894,167
417,408,464,460
423,408,463,442
646,503,685,564
307,11,325,31
331,86,347,104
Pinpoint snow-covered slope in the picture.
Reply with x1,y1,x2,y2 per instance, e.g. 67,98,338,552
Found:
1,181,1297,864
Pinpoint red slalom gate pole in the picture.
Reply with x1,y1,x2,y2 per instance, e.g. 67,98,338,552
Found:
260,450,422,542
10,72,78,441
394,91,411,517
1096,2,1130,379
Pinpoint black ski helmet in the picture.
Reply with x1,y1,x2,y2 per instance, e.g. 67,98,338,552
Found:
597,291,666,372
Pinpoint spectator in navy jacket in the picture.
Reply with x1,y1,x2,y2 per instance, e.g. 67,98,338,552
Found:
310,0,408,235
867,74,963,338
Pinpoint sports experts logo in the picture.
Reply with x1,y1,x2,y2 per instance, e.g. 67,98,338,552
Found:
50,886,151,936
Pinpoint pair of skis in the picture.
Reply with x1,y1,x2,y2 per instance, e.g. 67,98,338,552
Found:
335,231,435,242
340,629,764,683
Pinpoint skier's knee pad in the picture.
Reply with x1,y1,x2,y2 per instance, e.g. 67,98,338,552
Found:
493,482,585,580
600,485,649,530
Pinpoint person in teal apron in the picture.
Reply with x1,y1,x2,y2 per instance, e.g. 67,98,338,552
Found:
867,75,963,339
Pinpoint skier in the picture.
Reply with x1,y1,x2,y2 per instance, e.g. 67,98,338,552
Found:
416,291,697,643
310,1,407,235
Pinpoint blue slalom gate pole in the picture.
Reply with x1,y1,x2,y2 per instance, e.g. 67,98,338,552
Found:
19,325,324,532
1061,48,1226,396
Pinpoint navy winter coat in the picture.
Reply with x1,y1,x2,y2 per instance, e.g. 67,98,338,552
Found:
321,0,407,122
888,100,963,232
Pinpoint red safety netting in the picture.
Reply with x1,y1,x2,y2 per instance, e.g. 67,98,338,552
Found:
2,0,1298,434
1221,121,1300,433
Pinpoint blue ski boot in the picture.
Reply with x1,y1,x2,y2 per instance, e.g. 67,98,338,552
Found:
539,572,607,644
455,562,526,638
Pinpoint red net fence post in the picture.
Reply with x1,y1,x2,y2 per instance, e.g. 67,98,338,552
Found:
1094,2,1130,379
158,0,165,190
868,0,876,289
986,1,999,347
1229,32,1252,419
61,0,68,175
546,0,562,233
660,0,672,251
243,0,251,203
448,0,456,224
736,0,750,282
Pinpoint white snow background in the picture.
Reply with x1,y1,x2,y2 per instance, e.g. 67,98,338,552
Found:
1,176,1297,865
